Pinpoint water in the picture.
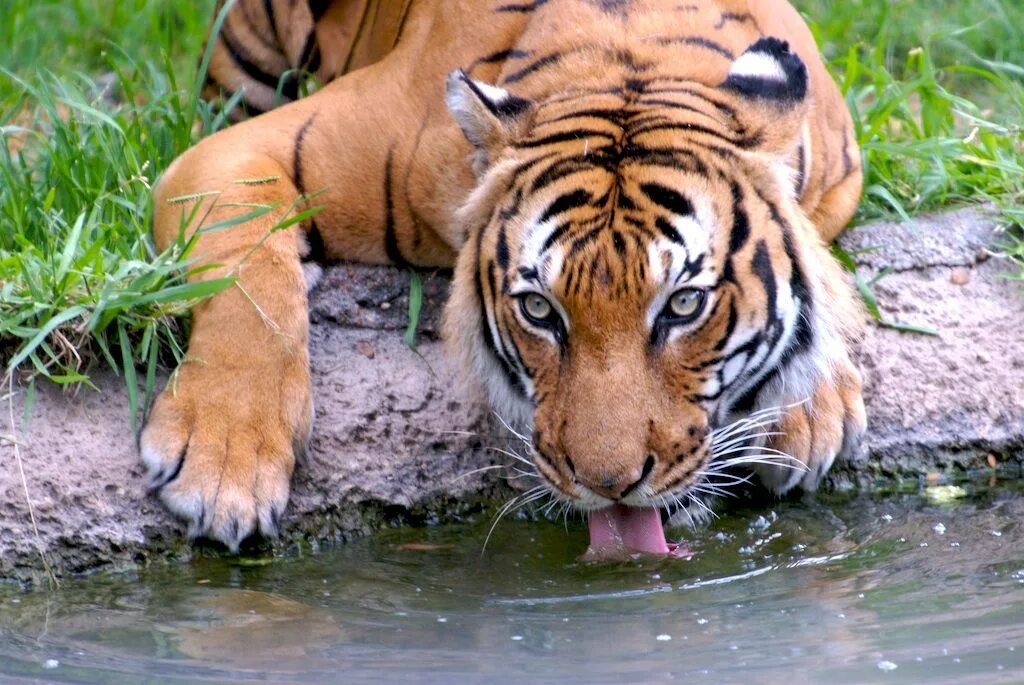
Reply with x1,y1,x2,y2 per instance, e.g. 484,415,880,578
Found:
2,481,1024,684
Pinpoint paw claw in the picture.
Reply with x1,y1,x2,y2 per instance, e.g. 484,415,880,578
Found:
756,364,865,494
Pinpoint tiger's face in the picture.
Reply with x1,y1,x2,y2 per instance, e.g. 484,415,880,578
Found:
444,38,862,538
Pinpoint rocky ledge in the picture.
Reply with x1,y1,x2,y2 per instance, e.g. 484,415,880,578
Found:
2,208,1022,584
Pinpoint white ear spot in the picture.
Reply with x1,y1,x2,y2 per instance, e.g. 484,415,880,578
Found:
474,80,516,104
445,70,530,155
729,51,787,82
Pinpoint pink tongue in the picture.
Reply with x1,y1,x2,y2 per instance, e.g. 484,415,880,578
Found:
586,504,670,557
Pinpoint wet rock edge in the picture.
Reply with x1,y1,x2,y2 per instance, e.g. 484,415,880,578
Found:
1,207,1021,584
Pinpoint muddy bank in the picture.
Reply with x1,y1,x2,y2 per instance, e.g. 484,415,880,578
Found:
2,208,1022,583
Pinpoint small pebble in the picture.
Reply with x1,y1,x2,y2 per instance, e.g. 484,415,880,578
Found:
877,660,898,672
379,301,392,310
933,523,946,535
656,634,672,642
43,660,59,670
949,267,970,286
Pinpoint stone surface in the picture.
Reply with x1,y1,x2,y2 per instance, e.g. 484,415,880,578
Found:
2,208,1022,584
833,208,1024,485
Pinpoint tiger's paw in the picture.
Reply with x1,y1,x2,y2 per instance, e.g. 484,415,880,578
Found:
139,359,312,551
756,362,866,494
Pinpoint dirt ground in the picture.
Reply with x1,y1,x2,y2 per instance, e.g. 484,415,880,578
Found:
2,208,1021,584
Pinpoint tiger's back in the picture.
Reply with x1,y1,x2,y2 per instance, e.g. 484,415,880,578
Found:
203,0,860,249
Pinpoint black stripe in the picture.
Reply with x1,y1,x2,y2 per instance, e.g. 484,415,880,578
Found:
714,300,738,351
486,261,527,389
542,107,627,125
640,182,695,217
474,242,523,395
714,11,757,30
383,149,410,268
240,1,280,52
496,223,510,269
654,217,684,245
640,85,737,118
220,23,288,93
540,222,573,254
612,230,627,256
474,48,531,66
298,28,321,73
538,189,592,224
647,36,734,59
841,131,854,178
622,144,717,171
263,0,278,43
728,181,750,253
591,0,631,15
781,227,813,348
528,158,592,193
630,98,707,115
293,114,316,194
503,51,563,84
628,121,738,146
294,115,328,263
309,0,331,20
496,0,549,11
304,221,328,263
751,240,777,316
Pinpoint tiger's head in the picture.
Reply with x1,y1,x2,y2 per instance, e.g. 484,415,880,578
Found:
443,38,864,551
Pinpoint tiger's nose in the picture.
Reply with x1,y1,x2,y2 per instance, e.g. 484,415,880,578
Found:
575,455,657,500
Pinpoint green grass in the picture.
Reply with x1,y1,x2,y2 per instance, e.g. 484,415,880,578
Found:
1,0,1022,400
797,0,1024,228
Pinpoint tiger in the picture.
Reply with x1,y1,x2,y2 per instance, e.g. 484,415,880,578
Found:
141,0,866,554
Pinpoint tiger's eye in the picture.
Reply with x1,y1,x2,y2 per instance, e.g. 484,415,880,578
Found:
668,289,705,320
522,293,553,321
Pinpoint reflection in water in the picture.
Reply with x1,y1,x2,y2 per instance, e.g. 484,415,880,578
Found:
2,481,1024,683
174,589,343,663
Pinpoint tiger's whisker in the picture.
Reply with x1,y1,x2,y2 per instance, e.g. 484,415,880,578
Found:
449,464,507,482
482,485,548,555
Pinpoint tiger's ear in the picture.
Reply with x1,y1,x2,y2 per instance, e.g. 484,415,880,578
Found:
446,70,531,173
722,37,810,155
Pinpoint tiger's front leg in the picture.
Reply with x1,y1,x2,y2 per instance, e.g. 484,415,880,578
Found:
140,139,313,551
756,362,867,493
